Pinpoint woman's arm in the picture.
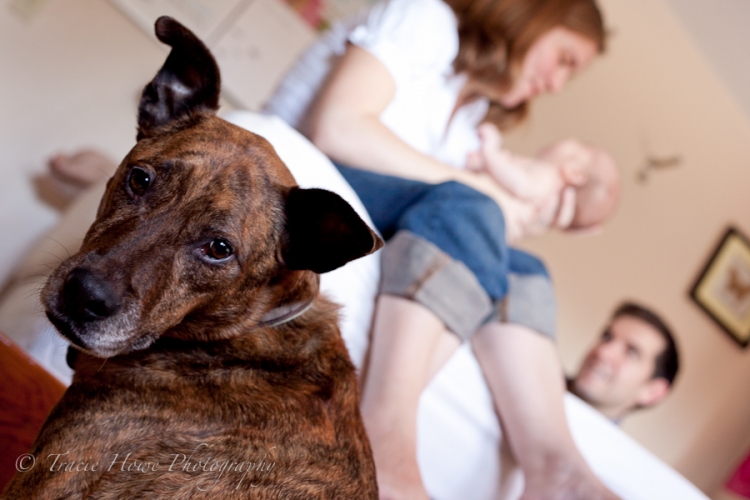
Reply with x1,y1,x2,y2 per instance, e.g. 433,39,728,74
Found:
306,45,504,199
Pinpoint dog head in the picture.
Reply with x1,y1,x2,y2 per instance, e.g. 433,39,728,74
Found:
42,17,382,358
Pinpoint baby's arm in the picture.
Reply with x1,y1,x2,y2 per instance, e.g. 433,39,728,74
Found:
472,123,548,201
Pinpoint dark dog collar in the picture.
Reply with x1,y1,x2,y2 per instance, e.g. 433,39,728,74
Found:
259,298,315,328
258,274,319,328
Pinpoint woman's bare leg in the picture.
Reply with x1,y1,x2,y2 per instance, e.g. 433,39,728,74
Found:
360,294,460,500
472,322,620,500
426,327,461,380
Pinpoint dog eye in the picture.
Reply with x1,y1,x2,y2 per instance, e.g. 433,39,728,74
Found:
204,239,233,261
127,167,152,196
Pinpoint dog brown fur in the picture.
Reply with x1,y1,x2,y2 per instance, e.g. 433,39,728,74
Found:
3,17,380,499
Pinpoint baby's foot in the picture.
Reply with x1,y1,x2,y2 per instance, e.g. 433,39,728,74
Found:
40,150,118,209
48,150,117,187
33,173,88,210
478,122,504,153
476,122,513,174
478,122,506,163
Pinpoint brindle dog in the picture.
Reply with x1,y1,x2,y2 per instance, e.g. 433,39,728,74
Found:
4,17,380,499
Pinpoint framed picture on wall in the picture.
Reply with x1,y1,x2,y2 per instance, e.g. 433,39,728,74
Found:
690,227,750,347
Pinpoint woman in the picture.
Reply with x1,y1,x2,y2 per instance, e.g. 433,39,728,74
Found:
265,0,616,499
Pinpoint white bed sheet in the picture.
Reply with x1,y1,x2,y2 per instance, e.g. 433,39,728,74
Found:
418,344,707,500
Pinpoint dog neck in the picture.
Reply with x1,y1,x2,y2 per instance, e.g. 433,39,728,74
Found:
258,271,320,328
259,298,315,328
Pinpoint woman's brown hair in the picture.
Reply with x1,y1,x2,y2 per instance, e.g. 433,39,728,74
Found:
444,0,606,130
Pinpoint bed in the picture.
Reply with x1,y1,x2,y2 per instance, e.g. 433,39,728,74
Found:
0,111,708,500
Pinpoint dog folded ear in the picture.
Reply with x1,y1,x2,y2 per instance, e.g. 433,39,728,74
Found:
282,188,384,274
137,16,221,140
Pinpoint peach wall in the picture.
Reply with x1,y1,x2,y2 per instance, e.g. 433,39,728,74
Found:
503,0,750,494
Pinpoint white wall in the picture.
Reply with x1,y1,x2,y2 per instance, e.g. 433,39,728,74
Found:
0,0,167,286
661,0,750,127
503,0,750,494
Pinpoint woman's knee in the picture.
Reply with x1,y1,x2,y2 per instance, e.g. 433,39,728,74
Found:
433,180,499,208
394,180,510,300
379,231,494,340
432,181,505,227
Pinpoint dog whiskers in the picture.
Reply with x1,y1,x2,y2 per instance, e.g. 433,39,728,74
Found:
45,237,72,260
38,249,65,260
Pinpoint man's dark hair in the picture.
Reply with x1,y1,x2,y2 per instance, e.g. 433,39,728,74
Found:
612,301,680,385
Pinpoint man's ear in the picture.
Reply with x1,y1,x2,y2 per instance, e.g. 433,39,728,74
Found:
137,16,220,140
282,188,384,273
635,377,670,408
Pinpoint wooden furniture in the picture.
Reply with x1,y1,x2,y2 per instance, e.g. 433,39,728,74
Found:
0,331,65,492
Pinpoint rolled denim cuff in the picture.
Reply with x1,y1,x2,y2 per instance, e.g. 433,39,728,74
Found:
379,231,493,341
494,272,557,340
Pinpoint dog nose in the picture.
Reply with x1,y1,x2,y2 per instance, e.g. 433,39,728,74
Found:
62,267,121,322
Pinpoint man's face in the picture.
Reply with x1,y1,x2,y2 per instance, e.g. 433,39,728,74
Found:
572,315,669,419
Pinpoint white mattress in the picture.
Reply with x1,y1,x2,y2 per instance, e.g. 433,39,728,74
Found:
0,111,708,500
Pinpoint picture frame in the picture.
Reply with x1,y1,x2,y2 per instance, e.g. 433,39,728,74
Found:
690,227,750,347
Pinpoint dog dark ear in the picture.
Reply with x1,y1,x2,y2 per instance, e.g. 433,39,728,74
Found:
282,188,384,273
137,16,220,140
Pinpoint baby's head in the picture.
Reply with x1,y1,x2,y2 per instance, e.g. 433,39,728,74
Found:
538,140,620,231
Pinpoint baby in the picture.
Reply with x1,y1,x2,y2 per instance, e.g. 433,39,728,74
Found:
46,127,619,243
468,123,620,241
